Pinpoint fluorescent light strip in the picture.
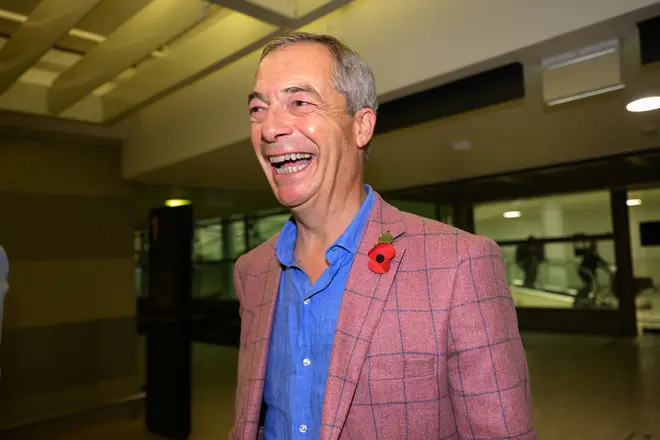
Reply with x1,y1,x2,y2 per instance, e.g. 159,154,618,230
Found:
542,38,619,69
547,84,625,106
545,48,617,70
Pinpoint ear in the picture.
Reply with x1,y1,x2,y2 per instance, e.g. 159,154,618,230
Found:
353,108,376,150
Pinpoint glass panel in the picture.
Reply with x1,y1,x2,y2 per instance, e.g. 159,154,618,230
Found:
628,187,660,331
388,200,437,219
227,219,246,258
194,222,222,261
193,261,235,300
501,240,617,309
249,213,290,248
475,190,617,310
474,191,612,242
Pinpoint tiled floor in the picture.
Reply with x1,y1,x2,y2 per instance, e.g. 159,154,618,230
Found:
46,333,660,439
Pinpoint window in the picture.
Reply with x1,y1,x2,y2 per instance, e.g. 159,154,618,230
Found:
475,191,617,310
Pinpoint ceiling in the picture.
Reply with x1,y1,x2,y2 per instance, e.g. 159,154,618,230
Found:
134,12,660,193
0,0,351,122
1,0,660,204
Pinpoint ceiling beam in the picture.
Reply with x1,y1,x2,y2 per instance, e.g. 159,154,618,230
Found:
208,0,294,27
0,0,103,96
48,0,208,115
103,0,355,124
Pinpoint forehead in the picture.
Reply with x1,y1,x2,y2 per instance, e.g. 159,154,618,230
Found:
254,43,335,91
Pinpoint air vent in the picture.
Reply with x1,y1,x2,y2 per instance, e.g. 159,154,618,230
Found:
542,39,624,106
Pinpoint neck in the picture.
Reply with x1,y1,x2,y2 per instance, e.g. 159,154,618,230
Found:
292,182,366,253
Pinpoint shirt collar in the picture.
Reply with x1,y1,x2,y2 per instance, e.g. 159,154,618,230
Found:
275,185,375,267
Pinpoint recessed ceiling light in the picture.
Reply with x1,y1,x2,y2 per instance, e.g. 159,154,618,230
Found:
503,211,521,218
626,199,642,206
626,96,660,113
452,140,472,151
165,198,191,207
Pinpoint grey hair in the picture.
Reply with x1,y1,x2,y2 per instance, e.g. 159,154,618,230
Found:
260,32,378,162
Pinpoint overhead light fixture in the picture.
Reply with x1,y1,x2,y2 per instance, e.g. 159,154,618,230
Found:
165,199,191,207
626,96,660,113
626,199,642,206
503,211,521,218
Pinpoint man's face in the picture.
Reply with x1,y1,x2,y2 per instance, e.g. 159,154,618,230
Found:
248,43,371,209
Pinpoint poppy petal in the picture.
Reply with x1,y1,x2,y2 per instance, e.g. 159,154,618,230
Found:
381,243,396,259
368,259,388,274
368,243,387,259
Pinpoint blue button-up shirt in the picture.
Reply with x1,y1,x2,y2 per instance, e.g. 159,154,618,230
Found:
263,185,375,440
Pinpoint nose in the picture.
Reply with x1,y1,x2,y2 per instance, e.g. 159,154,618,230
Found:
261,106,294,143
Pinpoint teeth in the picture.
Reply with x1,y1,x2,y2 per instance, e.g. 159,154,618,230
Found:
269,153,312,164
276,162,310,174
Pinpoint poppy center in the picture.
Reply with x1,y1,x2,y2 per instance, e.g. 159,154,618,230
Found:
375,254,385,263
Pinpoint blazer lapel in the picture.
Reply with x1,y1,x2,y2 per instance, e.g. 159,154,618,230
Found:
234,243,281,440
322,196,407,440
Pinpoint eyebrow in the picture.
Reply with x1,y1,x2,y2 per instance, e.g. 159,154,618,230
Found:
247,85,322,104
248,91,265,104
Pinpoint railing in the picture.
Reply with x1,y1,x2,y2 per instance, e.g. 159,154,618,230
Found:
505,258,614,296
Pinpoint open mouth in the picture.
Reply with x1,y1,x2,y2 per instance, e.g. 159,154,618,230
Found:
269,153,314,174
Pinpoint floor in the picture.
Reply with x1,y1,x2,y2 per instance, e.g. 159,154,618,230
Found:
39,332,660,440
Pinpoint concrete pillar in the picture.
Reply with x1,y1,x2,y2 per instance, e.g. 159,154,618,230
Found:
540,200,568,288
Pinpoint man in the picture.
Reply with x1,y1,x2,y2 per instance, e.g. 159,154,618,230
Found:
231,32,535,440
515,236,545,289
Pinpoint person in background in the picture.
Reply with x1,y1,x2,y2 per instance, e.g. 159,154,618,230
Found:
574,240,610,308
230,32,535,439
515,235,545,289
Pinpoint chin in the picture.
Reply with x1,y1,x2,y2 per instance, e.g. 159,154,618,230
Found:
272,185,315,209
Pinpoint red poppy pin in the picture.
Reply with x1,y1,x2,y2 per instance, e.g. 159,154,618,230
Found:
368,231,396,274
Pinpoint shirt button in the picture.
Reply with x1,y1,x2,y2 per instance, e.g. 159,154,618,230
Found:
303,298,310,305
302,358,311,367
299,424,308,433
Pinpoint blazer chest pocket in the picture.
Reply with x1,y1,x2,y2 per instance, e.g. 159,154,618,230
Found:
366,354,436,382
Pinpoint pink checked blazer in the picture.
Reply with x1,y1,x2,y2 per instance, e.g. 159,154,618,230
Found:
230,194,536,440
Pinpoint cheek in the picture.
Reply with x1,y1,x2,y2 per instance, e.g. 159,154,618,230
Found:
250,126,263,152
297,118,318,137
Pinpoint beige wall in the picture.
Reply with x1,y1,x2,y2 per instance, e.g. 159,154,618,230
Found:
0,136,138,427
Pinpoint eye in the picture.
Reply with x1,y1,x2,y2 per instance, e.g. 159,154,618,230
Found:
249,106,266,122
293,100,309,107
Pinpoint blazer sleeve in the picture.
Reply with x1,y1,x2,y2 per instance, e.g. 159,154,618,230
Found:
233,257,245,304
229,257,246,440
447,236,536,439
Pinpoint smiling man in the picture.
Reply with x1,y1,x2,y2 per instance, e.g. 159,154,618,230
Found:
230,32,536,440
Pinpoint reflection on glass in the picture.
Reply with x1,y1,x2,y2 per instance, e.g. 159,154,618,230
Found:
194,222,222,261
475,190,618,310
501,241,617,310
475,191,613,242
628,187,660,331
249,214,290,248
228,220,246,258
388,200,436,220
194,261,235,300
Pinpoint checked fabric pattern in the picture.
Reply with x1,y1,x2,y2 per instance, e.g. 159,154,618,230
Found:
230,194,536,440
